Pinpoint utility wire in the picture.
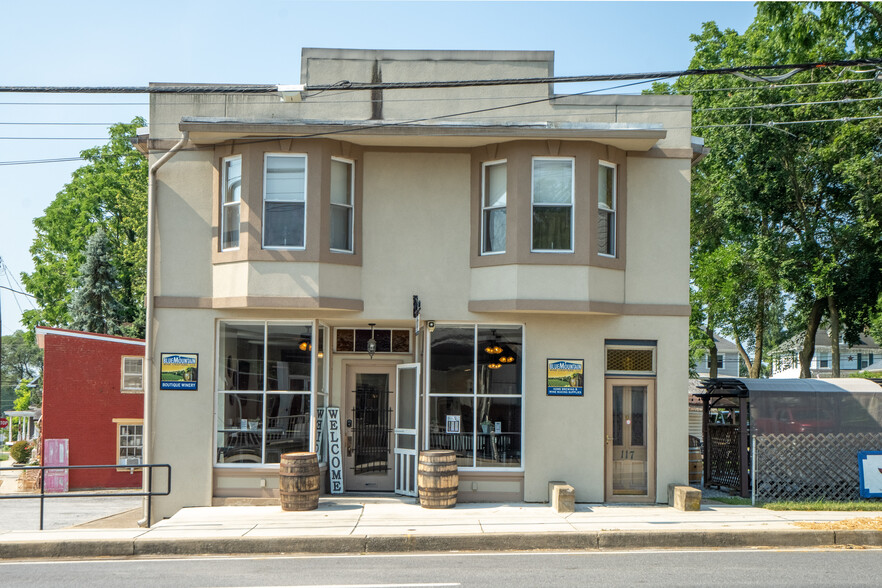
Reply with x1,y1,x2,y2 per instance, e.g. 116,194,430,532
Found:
0,58,878,95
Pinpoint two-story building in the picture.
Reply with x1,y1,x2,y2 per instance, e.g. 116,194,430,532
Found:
139,49,695,522
695,334,743,378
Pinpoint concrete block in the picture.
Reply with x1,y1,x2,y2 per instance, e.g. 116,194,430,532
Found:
667,483,701,511
551,484,575,513
547,480,567,503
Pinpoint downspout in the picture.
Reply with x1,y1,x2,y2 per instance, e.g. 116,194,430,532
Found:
139,131,189,527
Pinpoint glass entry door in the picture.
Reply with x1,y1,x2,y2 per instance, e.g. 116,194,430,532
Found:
344,366,396,491
605,380,655,502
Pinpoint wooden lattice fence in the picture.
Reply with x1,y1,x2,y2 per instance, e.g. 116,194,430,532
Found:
754,432,882,502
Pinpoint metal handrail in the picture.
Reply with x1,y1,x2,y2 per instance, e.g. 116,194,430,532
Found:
0,463,171,530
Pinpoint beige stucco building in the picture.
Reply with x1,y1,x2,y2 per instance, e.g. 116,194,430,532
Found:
139,49,695,522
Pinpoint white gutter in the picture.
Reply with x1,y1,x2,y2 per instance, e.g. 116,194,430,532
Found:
141,131,189,526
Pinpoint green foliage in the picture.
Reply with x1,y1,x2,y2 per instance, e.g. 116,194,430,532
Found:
21,119,148,338
10,440,32,464
0,330,42,413
681,2,882,376
70,227,127,335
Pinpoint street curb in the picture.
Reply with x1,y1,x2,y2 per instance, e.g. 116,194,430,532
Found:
3,529,882,559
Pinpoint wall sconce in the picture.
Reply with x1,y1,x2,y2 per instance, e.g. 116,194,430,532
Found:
299,341,312,351
367,323,377,359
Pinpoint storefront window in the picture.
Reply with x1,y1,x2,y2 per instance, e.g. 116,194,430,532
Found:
428,325,523,469
217,322,312,465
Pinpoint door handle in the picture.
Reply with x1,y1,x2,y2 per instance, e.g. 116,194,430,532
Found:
345,434,352,457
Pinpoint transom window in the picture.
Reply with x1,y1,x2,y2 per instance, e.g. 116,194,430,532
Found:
263,154,307,248
217,321,312,465
221,156,241,250
428,325,523,470
598,161,617,256
531,157,574,252
334,328,411,353
330,158,354,253
481,160,507,254
606,344,656,375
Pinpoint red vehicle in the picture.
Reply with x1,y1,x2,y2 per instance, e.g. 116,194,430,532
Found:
756,406,837,434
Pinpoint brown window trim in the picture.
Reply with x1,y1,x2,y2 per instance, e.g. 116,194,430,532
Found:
211,139,363,267
470,140,626,270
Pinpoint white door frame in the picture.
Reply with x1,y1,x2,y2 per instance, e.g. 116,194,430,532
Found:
394,363,420,496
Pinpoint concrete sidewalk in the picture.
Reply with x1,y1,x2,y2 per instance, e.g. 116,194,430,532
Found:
1,495,882,559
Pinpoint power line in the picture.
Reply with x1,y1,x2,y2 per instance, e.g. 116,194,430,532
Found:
696,95,882,112
0,59,878,96
0,157,83,166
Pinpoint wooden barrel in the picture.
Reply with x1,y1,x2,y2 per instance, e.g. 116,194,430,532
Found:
418,450,458,509
279,452,320,511
688,446,702,485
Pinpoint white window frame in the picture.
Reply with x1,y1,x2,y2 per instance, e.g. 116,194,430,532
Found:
481,159,507,255
424,323,526,472
706,354,724,370
221,155,242,251
215,320,316,468
598,160,617,258
531,157,575,253
113,418,143,467
263,153,308,250
120,356,144,393
329,157,355,254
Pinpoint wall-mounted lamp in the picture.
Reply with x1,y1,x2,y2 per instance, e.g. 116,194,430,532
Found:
367,323,377,359
299,341,312,351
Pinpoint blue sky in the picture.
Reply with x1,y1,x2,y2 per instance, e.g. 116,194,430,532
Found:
0,1,758,335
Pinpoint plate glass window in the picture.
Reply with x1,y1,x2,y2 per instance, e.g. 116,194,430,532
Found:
263,154,307,248
221,156,241,250
598,162,616,256
482,161,507,254
330,158,354,252
532,158,574,252
216,321,312,465
428,325,523,469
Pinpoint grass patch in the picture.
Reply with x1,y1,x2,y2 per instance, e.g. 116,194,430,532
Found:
706,496,882,510
764,500,882,511
707,497,753,506
0,452,8,461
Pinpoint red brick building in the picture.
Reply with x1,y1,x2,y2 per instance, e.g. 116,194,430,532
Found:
36,327,145,489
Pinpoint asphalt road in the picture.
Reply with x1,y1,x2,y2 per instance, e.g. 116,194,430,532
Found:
2,549,882,587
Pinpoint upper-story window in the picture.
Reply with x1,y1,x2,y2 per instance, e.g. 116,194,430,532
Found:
531,157,574,252
481,160,507,255
121,356,144,393
330,158,354,253
263,154,307,249
221,156,241,250
598,161,617,257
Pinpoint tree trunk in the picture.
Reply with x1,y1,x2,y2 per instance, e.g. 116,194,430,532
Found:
828,296,841,378
750,289,766,378
706,326,718,378
734,333,753,377
800,298,827,378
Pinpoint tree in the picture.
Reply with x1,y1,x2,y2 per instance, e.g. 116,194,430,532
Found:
674,2,882,378
69,227,127,335
0,330,42,415
21,118,148,338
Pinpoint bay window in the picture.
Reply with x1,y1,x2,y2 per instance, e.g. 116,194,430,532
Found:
330,158,354,253
217,321,312,465
221,156,241,250
532,157,574,252
263,154,307,248
598,161,617,256
481,160,507,254
428,324,523,469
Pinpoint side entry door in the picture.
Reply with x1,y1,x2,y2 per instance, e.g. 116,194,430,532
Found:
394,363,420,496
